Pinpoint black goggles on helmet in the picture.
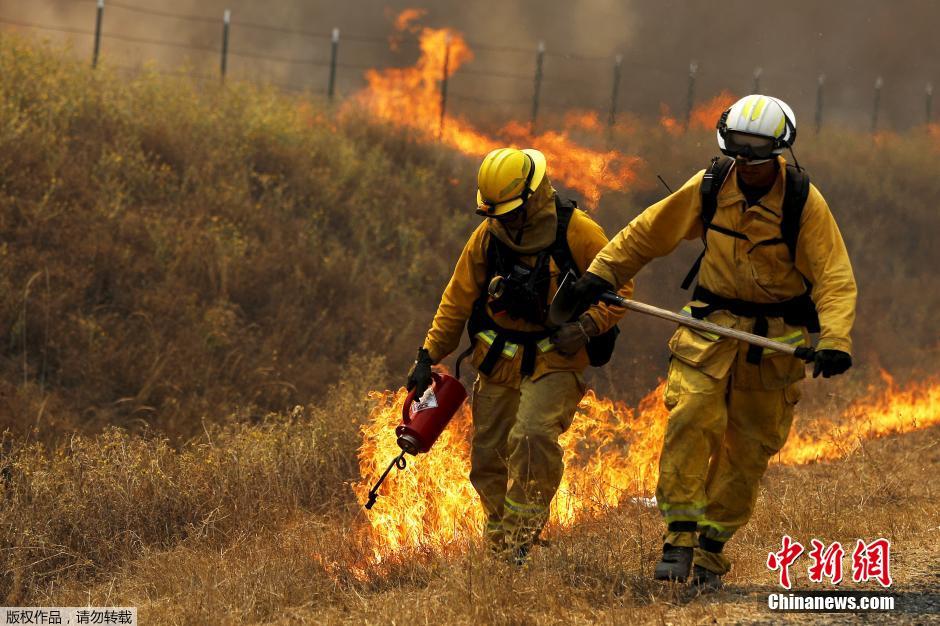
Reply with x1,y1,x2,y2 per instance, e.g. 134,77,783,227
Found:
721,131,777,160
716,106,797,161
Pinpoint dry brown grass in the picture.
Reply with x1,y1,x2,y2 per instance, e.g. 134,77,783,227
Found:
2,34,938,438
8,416,935,623
0,35,478,441
2,35,939,624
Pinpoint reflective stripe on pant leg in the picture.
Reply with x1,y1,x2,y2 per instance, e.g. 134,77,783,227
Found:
469,376,519,523
503,496,549,552
503,371,584,549
504,496,548,517
698,520,735,542
659,502,707,524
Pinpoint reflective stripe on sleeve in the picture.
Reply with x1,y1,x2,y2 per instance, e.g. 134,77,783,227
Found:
536,337,555,353
763,329,806,355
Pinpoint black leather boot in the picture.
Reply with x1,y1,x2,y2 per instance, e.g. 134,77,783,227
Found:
690,564,724,592
653,544,693,581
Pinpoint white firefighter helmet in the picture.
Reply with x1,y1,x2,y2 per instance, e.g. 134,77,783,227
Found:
716,95,797,160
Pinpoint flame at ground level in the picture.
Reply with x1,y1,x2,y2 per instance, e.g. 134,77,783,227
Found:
353,372,940,556
777,371,940,465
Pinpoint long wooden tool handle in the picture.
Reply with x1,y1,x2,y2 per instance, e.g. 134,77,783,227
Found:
600,293,816,362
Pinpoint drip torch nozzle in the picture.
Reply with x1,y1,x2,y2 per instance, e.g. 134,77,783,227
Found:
363,450,408,510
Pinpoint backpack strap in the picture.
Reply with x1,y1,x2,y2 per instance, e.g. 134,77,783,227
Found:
699,156,734,234
460,205,571,379
781,164,810,261
681,156,735,290
550,194,579,276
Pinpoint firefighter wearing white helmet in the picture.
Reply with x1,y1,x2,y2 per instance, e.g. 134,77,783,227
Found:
406,148,632,564
717,94,797,162
568,95,858,590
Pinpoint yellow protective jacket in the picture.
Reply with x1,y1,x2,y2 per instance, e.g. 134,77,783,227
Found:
423,192,632,389
588,156,857,359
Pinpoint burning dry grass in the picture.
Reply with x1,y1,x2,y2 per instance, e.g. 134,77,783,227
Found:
5,387,937,623
354,15,649,206
351,374,940,559
351,385,667,555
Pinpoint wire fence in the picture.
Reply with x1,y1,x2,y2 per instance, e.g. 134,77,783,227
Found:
1,1,936,135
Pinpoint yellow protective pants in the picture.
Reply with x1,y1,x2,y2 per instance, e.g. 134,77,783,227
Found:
469,371,585,552
657,322,805,575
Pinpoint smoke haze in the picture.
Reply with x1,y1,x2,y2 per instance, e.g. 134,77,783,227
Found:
4,0,937,128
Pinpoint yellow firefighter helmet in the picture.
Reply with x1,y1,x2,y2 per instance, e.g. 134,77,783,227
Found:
476,148,547,217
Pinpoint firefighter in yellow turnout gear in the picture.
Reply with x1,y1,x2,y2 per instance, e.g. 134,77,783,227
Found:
407,148,631,563
569,95,857,589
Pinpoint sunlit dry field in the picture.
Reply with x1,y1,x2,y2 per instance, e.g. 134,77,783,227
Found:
1,25,939,624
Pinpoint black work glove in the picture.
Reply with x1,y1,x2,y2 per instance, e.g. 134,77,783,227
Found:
551,322,590,356
812,349,852,379
406,347,434,397
551,315,600,356
568,272,615,319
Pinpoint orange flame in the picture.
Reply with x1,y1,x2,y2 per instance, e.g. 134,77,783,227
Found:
777,371,940,465
353,373,940,556
352,11,647,208
658,103,683,136
394,8,426,32
351,383,668,555
690,90,736,130
659,90,736,134
563,109,603,133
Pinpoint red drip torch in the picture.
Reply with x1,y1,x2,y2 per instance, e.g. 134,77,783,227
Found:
364,372,467,510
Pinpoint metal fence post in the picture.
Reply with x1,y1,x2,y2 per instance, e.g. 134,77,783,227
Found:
220,9,230,81
439,34,450,139
92,0,104,68
607,54,623,139
530,41,545,135
328,28,339,101
752,67,762,93
871,76,882,133
815,74,825,135
685,61,698,127
927,82,934,126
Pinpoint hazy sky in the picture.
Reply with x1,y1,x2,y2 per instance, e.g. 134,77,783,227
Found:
3,0,937,129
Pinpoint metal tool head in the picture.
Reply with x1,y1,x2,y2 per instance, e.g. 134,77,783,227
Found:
549,270,581,326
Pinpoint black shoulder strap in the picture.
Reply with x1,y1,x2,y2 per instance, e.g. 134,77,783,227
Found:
551,194,578,276
699,156,735,236
482,230,500,288
681,156,734,290
482,227,519,284
781,164,810,261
